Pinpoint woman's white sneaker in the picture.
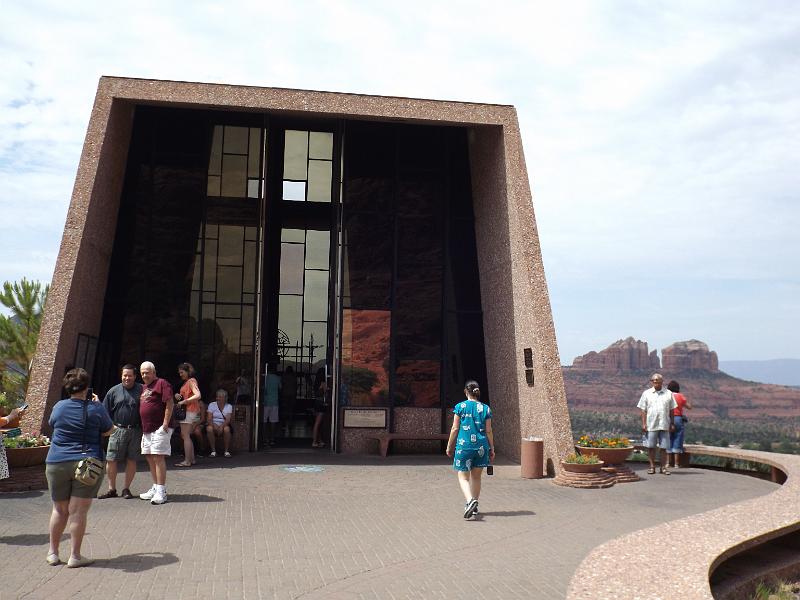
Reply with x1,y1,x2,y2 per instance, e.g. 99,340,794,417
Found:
139,485,156,500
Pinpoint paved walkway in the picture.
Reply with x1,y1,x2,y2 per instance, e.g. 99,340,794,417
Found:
0,452,777,600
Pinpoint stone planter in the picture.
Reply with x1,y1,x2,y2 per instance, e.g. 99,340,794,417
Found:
561,460,604,474
5,445,49,468
577,446,633,464
576,446,639,483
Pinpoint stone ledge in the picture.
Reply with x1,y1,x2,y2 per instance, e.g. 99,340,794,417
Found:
566,445,800,599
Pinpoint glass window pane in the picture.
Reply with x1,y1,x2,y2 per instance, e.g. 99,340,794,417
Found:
248,127,261,177
217,266,243,303
283,180,306,201
394,360,440,408
446,219,482,311
208,126,223,175
218,225,244,266
278,294,303,346
243,241,257,293
206,223,219,239
280,243,305,294
341,309,390,407
283,130,308,180
191,257,201,291
202,291,215,303
203,239,217,290
309,131,333,160
218,318,241,352
397,172,442,217
342,212,392,309
303,270,329,321
223,126,249,155
241,305,255,347
245,226,257,242
303,321,328,368
216,304,240,318
445,312,489,406
305,230,330,270
247,179,259,198
281,228,305,242
307,160,332,202
207,175,221,197
221,154,247,197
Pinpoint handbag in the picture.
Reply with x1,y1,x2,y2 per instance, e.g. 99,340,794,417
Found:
174,403,187,422
74,399,104,486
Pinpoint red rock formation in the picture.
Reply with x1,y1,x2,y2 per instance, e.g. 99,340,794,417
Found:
572,337,660,371
662,340,719,372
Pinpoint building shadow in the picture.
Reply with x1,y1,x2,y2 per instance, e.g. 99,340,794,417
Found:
167,493,224,503
93,552,179,572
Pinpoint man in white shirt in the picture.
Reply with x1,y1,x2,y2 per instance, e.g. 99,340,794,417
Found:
637,373,677,475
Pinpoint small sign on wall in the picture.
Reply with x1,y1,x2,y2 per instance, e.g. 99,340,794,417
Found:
343,408,387,428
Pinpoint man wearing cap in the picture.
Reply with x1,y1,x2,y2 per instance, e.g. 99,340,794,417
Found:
637,373,677,475
98,364,142,499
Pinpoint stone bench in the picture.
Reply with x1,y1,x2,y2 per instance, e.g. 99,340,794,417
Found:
367,433,450,457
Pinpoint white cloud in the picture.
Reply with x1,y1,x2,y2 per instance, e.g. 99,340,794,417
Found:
1,0,798,359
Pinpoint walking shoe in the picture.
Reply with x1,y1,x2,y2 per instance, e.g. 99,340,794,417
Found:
97,489,118,499
151,491,167,505
67,555,93,568
473,502,479,515
121,488,134,499
463,498,478,519
224,451,232,458
139,485,156,500
209,451,217,458
46,553,60,566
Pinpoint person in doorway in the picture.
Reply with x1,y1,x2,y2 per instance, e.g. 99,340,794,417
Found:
174,362,201,467
667,380,693,467
311,367,328,448
280,366,297,438
446,380,494,519
45,368,115,567
99,364,142,499
206,389,233,457
235,370,251,405
262,363,281,447
138,361,174,505
637,373,677,475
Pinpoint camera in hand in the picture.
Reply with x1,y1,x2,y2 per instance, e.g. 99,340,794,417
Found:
486,465,494,476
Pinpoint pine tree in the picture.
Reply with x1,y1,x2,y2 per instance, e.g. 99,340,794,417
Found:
0,278,49,398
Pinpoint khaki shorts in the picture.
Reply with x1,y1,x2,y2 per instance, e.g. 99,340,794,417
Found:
141,428,173,455
46,460,105,501
106,427,142,462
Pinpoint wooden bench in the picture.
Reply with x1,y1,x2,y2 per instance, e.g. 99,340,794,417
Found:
368,433,450,457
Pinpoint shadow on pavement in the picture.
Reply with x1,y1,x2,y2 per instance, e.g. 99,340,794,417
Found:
167,493,224,503
0,533,52,546
93,552,179,572
474,510,536,518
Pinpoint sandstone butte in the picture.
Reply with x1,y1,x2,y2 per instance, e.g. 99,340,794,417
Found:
565,338,800,420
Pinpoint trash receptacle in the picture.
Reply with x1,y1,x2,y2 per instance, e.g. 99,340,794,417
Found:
521,437,543,479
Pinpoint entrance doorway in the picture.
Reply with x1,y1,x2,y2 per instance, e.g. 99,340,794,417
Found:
256,124,339,450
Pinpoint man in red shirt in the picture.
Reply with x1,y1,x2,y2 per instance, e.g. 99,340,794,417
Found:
138,361,174,505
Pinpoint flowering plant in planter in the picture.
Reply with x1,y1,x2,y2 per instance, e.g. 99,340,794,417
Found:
3,432,51,448
563,452,601,465
576,434,632,448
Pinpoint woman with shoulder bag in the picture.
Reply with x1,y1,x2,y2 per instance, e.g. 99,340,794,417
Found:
45,368,114,567
174,362,201,467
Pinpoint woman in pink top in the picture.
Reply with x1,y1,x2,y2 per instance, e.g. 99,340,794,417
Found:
667,380,693,465
174,362,201,467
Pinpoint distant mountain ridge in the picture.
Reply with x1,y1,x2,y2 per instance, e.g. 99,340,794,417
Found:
719,359,800,387
564,338,800,420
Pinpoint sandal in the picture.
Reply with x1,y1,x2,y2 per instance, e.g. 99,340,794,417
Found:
647,468,656,475
660,467,670,475
174,462,192,467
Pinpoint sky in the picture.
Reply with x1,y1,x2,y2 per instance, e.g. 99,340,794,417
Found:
1,1,798,364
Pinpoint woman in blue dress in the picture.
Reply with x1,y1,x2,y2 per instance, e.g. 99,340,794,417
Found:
446,380,494,519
